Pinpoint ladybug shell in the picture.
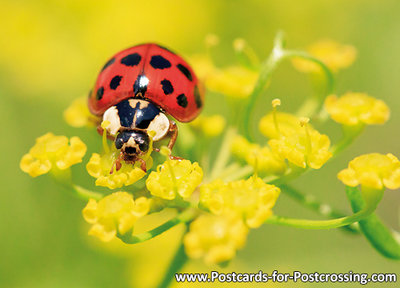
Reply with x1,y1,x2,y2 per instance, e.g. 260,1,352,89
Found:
88,43,204,122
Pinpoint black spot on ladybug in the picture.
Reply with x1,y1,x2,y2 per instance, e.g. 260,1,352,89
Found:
194,85,202,108
133,74,149,97
177,94,188,108
110,75,122,90
101,58,115,71
161,79,174,95
96,87,104,100
121,53,142,67
177,64,193,81
150,55,171,69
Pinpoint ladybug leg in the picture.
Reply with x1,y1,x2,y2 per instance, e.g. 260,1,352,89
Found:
110,152,123,174
167,121,178,150
166,121,183,160
137,158,147,172
169,155,183,160
97,125,115,141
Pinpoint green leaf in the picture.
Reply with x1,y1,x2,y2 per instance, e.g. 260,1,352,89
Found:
345,186,400,259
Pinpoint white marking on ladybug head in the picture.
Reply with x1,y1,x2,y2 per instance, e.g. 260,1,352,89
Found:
103,106,121,136
128,99,149,110
148,112,170,141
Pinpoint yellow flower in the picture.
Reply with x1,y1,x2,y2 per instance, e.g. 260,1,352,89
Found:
268,121,332,169
292,39,357,73
82,192,150,242
189,115,226,137
86,150,152,190
183,213,248,265
64,96,98,128
20,133,86,177
146,159,203,200
200,176,280,228
231,135,286,175
206,66,258,99
259,111,314,139
188,54,216,81
338,153,400,190
324,93,390,126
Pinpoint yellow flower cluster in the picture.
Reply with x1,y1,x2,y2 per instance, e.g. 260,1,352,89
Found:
189,115,226,137
188,54,216,81
189,51,258,99
86,151,152,190
338,153,400,190
184,213,248,265
146,159,203,200
205,66,259,99
268,120,332,169
231,135,286,175
20,133,87,177
200,176,280,228
63,96,98,128
82,192,150,242
292,39,357,73
324,93,390,126
259,111,313,139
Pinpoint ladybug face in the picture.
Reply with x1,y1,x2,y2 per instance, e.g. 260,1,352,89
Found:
115,130,150,162
89,43,204,123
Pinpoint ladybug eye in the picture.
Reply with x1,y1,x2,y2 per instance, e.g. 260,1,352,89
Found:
138,141,149,153
115,137,124,149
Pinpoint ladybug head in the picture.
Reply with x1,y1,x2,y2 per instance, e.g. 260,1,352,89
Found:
115,130,150,161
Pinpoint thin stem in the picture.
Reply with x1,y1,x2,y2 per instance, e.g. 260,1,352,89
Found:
266,204,377,230
223,165,253,182
265,167,307,185
281,184,359,233
233,38,260,70
331,125,365,156
209,127,236,180
157,234,189,288
285,50,334,96
214,162,241,180
72,184,103,201
242,32,335,142
52,172,103,201
243,32,286,141
117,209,197,244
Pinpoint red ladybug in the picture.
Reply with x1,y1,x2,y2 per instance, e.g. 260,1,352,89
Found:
88,43,204,171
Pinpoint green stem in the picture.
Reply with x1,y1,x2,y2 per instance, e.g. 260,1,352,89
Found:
285,50,334,96
223,165,253,182
157,235,189,288
331,125,365,156
266,202,378,230
51,171,103,201
242,32,335,141
117,209,197,244
281,184,359,233
72,184,103,201
265,167,307,185
209,127,236,180
243,32,286,141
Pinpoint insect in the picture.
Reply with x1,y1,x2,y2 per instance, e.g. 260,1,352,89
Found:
88,43,204,172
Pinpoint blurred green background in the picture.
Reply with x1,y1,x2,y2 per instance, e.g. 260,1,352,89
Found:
1,0,399,287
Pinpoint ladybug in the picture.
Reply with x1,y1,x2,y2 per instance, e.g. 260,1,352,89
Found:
88,43,204,172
